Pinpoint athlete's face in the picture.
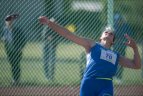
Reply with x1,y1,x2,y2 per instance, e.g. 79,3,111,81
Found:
100,31,115,43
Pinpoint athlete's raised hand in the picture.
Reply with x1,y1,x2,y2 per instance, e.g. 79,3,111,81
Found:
124,34,137,49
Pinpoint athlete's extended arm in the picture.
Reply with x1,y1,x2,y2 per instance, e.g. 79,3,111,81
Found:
39,16,95,52
119,34,141,69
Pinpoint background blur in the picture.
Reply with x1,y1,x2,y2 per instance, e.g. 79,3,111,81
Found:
0,0,143,96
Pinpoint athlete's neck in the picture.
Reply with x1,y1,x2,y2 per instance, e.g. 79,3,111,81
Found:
100,40,111,49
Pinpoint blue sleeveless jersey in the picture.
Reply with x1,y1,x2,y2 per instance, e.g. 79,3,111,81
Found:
84,43,119,79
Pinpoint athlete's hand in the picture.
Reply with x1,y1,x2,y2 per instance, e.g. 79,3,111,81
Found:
38,16,50,25
124,34,137,49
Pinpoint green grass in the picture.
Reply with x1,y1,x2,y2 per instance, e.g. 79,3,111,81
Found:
122,68,142,85
0,59,81,87
0,42,142,87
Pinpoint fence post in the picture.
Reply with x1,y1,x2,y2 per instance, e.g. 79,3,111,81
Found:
107,0,114,27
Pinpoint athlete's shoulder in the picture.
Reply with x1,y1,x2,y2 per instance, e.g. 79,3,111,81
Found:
91,42,100,48
85,40,97,53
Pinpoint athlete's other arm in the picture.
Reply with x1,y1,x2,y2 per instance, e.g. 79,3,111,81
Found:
39,16,95,53
119,34,141,69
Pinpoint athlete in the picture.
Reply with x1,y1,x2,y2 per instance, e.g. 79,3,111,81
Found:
38,16,141,96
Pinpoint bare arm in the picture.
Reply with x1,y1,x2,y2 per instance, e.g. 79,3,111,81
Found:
39,16,95,53
119,34,141,69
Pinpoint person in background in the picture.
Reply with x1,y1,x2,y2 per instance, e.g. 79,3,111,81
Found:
2,14,26,85
41,18,60,80
113,13,134,83
39,16,141,96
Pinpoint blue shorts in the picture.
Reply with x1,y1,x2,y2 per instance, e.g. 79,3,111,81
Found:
80,77,113,96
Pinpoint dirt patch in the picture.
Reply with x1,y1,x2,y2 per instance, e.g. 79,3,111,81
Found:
114,85,143,96
0,85,143,96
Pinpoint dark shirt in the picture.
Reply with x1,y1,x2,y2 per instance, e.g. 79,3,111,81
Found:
42,26,61,45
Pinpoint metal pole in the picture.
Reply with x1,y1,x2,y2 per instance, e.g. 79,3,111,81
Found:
107,0,114,27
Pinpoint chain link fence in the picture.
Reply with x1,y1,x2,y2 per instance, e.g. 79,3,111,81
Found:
0,0,143,95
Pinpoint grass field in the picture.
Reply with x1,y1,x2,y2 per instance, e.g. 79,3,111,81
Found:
0,42,142,87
